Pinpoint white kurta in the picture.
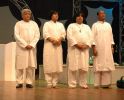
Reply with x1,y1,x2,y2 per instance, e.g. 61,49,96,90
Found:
67,23,92,71
92,21,115,71
14,20,40,69
43,20,66,73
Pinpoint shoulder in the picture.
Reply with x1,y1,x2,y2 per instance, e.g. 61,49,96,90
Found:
56,21,64,26
103,22,112,29
43,21,51,26
83,24,91,31
30,20,36,23
68,23,75,27
67,23,76,31
92,22,99,29
30,20,38,26
15,20,23,27
83,24,90,28
104,22,111,26
92,22,98,26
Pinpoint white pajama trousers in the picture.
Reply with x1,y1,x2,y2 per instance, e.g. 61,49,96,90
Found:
45,72,59,87
16,67,35,85
94,71,112,87
68,69,87,88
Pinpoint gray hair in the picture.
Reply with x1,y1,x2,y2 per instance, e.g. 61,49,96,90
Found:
97,10,105,15
21,9,31,15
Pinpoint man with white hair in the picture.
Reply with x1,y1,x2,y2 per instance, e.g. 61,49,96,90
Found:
14,8,40,88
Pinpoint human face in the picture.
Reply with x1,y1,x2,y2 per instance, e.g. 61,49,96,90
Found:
76,15,83,24
22,11,31,22
98,11,106,21
51,13,59,22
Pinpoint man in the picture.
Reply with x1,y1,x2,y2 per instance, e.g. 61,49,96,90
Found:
43,11,66,88
92,10,115,88
14,9,40,88
67,11,92,89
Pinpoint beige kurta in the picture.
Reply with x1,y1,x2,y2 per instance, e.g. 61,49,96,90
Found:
92,21,115,71
67,23,92,71
14,20,40,69
43,20,66,73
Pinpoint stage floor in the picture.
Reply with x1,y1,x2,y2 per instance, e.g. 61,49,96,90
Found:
0,80,124,100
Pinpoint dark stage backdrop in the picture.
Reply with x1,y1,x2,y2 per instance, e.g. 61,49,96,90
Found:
8,0,73,21
65,1,120,64
0,0,120,65
80,1,120,64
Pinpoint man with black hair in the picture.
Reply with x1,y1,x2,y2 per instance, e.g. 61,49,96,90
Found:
67,11,92,89
43,10,66,88
92,10,115,88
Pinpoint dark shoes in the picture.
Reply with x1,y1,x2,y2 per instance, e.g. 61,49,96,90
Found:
16,84,23,88
26,84,33,88
16,84,33,88
101,86,110,89
101,85,111,89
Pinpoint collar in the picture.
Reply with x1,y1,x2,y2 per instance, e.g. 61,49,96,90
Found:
50,20,57,23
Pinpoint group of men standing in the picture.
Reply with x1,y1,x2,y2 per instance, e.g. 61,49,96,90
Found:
14,9,115,89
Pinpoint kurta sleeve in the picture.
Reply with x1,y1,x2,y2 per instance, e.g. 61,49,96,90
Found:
29,22,40,48
109,24,115,45
67,24,77,46
14,22,28,48
60,23,66,40
91,24,97,46
43,22,51,40
86,26,93,47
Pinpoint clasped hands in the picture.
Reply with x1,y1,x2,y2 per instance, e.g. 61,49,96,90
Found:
48,37,62,46
25,45,33,50
75,43,89,50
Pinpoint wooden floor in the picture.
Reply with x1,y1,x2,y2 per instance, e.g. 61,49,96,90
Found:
0,81,124,100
